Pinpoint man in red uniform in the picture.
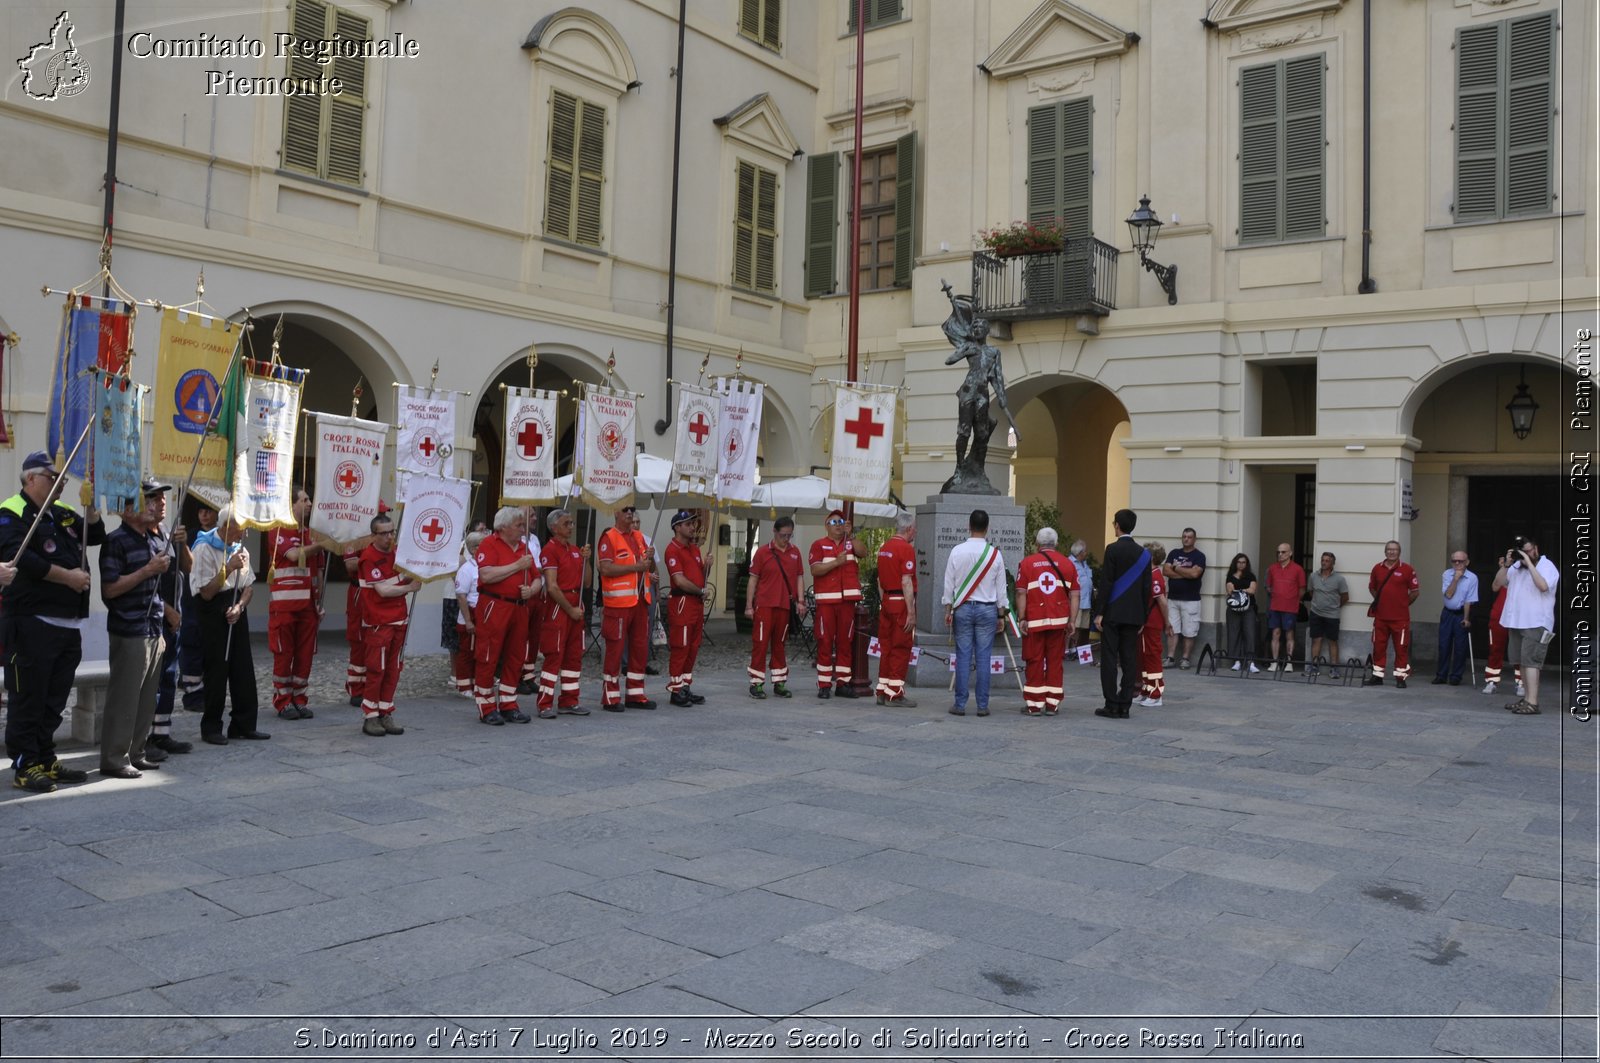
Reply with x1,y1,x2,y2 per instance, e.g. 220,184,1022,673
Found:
663,510,709,707
473,506,541,724
267,487,325,720
598,505,657,711
1138,543,1169,707
809,509,862,699
519,514,544,696
1363,539,1420,688
746,516,806,699
1015,527,1077,715
537,509,590,719
357,514,418,735
1481,582,1524,696
341,500,387,707
874,510,918,706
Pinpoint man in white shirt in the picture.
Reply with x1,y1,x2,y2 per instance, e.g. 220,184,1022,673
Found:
941,509,1009,717
1492,537,1559,715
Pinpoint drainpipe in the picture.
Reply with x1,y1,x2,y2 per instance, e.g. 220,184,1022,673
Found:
1357,0,1377,294
654,0,689,435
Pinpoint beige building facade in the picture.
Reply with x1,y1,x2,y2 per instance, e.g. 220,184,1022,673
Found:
1,0,1594,658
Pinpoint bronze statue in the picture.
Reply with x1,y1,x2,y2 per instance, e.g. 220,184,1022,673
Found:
939,279,1018,495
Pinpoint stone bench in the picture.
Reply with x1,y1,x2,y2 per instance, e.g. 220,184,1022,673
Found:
68,661,113,744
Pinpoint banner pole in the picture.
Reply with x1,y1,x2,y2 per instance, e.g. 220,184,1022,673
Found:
170,316,251,536
14,419,92,560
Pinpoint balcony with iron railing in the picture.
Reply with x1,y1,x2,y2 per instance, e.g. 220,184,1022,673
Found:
971,237,1119,322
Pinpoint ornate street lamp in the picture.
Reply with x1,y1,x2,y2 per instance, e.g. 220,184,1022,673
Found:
1126,194,1178,305
1506,364,1539,440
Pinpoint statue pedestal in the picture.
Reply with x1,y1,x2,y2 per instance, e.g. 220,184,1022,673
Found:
907,493,1026,688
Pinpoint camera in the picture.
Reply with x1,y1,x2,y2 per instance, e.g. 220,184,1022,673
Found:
1506,536,1527,563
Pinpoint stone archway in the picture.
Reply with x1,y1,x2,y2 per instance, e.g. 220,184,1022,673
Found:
1009,376,1131,547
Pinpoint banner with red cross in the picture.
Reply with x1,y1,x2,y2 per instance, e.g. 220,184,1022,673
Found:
829,382,897,504
395,384,458,478
714,377,763,504
670,383,718,499
502,385,561,505
309,412,388,549
577,382,638,512
394,470,470,583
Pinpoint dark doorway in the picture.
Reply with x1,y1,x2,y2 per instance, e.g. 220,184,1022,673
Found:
1466,475,1562,665
1294,473,1316,570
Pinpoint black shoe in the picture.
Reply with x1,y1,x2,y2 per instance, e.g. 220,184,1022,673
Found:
100,764,143,779
349,695,363,708
645,664,660,676
557,705,591,716
773,683,792,698
686,690,705,704
227,730,271,741
480,712,504,726
1361,676,1384,687
602,703,625,712
626,700,657,710
1395,678,1407,689
517,680,538,696
278,706,304,720
150,736,192,755
296,706,314,719
537,708,558,719
748,684,766,700
13,765,55,792
1094,706,1120,718
501,709,532,723
670,691,694,706
833,686,858,699
140,744,169,763
131,758,163,771
201,733,228,745
1431,676,1447,685
181,696,205,714
1448,678,1461,686
45,759,89,783
817,688,832,699
976,709,990,717
948,707,966,716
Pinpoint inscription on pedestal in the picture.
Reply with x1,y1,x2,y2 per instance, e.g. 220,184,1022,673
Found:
912,493,1026,638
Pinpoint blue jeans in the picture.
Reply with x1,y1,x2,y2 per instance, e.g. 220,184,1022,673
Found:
1436,607,1469,681
952,601,998,711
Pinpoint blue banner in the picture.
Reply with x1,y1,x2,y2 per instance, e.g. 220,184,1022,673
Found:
93,375,143,513
49,301,132,478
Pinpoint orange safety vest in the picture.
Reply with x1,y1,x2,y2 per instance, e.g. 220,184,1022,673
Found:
599,527,651,608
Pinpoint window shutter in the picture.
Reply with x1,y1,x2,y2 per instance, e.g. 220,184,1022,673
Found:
762,0,782,50
324,7,368,185
805,152,838,297
733,161,756,289
740,0,761,39
281,0,328,176
1239,62,1281,243
874,0,900,27
1282,55,1324,238
1059,98,1093,238
546,90,578,241
755,167,779,292
1026,103,1059,225
892,130,917,288
1455,23,1502,221
1505,10,1554,216
574,99,606,247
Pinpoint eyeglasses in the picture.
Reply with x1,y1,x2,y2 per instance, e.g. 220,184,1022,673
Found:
827,519,845,526
1451,558,1468,564
619,507,636,514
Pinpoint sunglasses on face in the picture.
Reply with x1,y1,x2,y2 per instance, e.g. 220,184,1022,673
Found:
620,507,636,514
827,519,845,526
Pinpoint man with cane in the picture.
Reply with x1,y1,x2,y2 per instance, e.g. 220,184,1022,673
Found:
190,504,268,744
1,451,105,792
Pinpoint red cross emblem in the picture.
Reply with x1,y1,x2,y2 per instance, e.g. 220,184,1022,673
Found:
417,435,437,458
517,419,545,459
843,407,885,450
421,518,444,542
338,466,359,491
1039,571,1058,596
689,413,711,445
604,427,619,450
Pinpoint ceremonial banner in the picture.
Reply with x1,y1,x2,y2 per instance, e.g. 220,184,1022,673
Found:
394,471,470,583
50,298,134,477
576,383,637,511
502,386,560,504
396,385,457,476
309,413,388,548
92,374,144,512
231,367,303,530
829,382,897,503
670,383,719,498
714,377,763,504
152,308,237,491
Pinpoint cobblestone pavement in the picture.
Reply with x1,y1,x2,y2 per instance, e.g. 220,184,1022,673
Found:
1,618,1594,1062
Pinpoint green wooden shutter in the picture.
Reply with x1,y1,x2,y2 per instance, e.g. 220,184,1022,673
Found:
1239,62,1281,242
740,0,761,40
546,90,578,240
325,6,368,186
574,99,606,246
848,0,899,31
805,152,838,297
1455,23,1502,221
733,161,756,288
1282,55,1324,238
892,130,917,288
1505,11,1554,216
755,167,779,292
281,0,328,177
762,0,782,50
1025,99,1090,302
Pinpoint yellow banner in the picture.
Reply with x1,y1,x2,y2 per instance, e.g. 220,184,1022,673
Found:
151,307,236,491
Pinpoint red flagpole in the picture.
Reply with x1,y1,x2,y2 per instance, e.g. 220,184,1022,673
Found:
844,0,867,529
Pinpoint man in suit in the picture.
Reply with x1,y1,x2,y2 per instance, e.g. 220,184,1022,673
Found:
1093,509,1151,719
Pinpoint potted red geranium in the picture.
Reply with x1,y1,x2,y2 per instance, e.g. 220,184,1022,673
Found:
978,218,1065,257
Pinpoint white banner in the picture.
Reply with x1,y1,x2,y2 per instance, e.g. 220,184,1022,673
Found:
394,471,470,583
502,386,560,504
395,385,458,476
670,383,719,499
714,377,764,504
829,383,897,503
232,373,302,530
309,413,388,549
577,384,637,511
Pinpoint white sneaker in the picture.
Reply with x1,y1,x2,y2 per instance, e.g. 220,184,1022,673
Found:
1283,662,1294,673
1267,661,1278,672
1179,658,1191,670
1248,663,1261,673
1143,697,1163,708
1482,681,1497,695
1231,661,1242,671
1515,681,1526,697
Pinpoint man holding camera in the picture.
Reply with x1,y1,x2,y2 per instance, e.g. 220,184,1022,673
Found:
1492,537,1558,715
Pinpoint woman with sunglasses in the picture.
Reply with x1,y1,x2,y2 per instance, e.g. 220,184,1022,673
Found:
1224,553,1260,672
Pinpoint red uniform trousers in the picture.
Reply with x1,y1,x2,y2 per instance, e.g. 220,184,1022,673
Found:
359,623,406,717
875,599,912,701
345,584,364,696
747,606,792,685
452,621,475,695
472,596,527,718
1371,618,1411,680
269,602,319,713
602,603,650,706
814,601,857,690
537,603,585,712
521,598,544,685
1140,614,1166,701
666,594,704,693
1484,618,1522,687
1021,627,1066,714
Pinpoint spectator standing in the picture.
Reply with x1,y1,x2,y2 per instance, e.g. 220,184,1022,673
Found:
1068,540,1093,646
1305,551,1348,676
1093,509,1151,719
98,480,173,778
1264,543,1306,672
1431,550,1478,686
176,500,217,710
1224,553,1260,672
1492,537,1558,715
1363,540,1420,688
1161,528,1205,668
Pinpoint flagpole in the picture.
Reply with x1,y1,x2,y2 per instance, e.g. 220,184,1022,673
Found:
13,420,92,560
842,0,867,531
